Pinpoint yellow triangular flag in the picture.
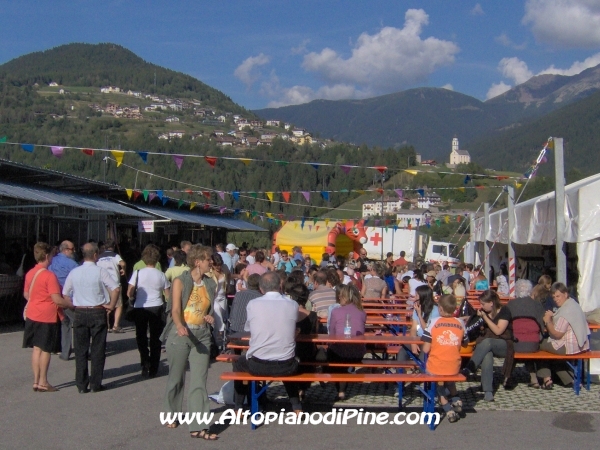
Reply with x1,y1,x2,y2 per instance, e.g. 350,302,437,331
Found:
515,182,522,188
126,189,133,199
325,218,330,227
294,223,298,229
190,202,197,210
245,211,250,218
111,150,125,167
458,187,465,192
444,215,450,223
266,213,274,219
266,192,274,202
239,158,251,166
405,170,418,175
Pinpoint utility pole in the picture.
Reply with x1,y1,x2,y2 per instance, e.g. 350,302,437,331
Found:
554,138,567,283
484,202,490,280
507,186,516,297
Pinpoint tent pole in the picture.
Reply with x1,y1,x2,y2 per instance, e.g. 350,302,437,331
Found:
554,137,567,283
507,186,516,297
484,203,490,280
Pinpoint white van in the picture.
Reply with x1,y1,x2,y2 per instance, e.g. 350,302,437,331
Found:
425,241,461,268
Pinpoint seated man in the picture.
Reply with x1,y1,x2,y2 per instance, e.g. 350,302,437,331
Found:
233,271,302,412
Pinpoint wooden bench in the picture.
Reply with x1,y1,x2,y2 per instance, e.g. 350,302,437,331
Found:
460,349,600,394
220,371,465,430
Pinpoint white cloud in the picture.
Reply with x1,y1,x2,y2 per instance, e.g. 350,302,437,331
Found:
538,52,600,76
301,9,459,92
470,3,484,16
261,72,371,107
291,39,310,55
498,57,534,85
441,84,454,90
523,0,600,48
234,53,271,88
486,82,512,100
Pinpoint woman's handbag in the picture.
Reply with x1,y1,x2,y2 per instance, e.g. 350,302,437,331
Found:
124,271,139,322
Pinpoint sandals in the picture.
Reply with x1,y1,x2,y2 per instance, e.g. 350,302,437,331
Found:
541,379,554,390
190,430,218,440
37,384,59,393
451,399,463,413
527,382,541,389
33,383,38,392
111,327,124,334
165,422,179,429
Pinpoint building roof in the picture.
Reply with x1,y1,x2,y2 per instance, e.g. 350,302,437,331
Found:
452,149,470,156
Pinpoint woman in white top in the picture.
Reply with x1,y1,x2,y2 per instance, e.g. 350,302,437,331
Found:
494,263,510,296
209,253,228,351
127,245,170,378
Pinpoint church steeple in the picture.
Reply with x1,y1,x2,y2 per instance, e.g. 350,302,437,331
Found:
452,136,459,153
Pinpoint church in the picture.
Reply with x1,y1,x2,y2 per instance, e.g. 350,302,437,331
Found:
449,136,470,166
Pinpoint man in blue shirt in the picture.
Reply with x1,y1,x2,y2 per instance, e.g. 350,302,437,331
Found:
49,241,79,361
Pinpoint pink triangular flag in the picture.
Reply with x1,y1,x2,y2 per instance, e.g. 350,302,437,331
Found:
172,154,184,170
340,165,352,174
149,192,157,202
219,207,226,214
218,191,225,201
308,225,313,231
51,146,64,158
301,191,310,202
395,189,403,198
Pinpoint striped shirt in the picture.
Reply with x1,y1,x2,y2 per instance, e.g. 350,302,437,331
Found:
550,316,590,354
308,285,337,314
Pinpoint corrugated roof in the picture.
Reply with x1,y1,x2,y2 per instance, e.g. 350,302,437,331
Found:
135,205,267,232
0,181,152,218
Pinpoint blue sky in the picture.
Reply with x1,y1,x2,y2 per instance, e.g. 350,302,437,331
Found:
2,1,600,109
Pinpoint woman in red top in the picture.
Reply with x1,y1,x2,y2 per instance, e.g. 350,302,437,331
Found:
23,242,73,392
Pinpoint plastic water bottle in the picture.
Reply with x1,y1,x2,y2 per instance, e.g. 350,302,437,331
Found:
344,314,352,338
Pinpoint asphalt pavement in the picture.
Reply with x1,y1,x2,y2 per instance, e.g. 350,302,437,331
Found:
1,324,598,450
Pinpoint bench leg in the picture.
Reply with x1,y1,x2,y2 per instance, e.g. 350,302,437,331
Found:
250,381,258,430
586,359,591,391
566,360,582,395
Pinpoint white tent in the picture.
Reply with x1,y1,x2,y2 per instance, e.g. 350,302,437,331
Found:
472,172,600,312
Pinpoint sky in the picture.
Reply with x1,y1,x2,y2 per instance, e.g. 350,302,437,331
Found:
2,0,600,109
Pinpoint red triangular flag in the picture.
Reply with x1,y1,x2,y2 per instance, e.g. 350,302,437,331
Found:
374,166,387,174
82,149,94,156
204,156,217,168
203,203,210,210
376,188,384,195
185,189,193,195
282,192,291,203
202,191,211,199
132,191,141,200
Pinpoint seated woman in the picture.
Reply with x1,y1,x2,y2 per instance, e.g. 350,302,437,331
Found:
405,285,439,361
361,262,388,299
452,277,467,299
463,290,514,402
328,284,367,400
470,266,489,291
531,274,555,311
536,282,590,389
493,263,510,295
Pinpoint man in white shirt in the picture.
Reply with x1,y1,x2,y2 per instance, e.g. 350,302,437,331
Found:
63,243,120,393
96,240,126,333
233,271,302,412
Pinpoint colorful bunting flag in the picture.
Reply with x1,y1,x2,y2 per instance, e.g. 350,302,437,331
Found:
133,191,141,201
276,161,289,166
204,156,217,168
417,189,425,197
149,192,157,202
321,191,330,201
51,146,64,158
202,191,211,199
143,190,149,201
282,192,291,203
405,170,418,175
249,192,257,199
137,151,148,163
464,175,471,184
301,191,310,202
190,202,197,210
177,199,184,208
185,189,193,195
0,136,6,143
394,189,403,198
266,192,274,202
340,165,352,174
374,166,387,174
172,154,184,170
218,191,225,201
82,148,94,156
162,196,168,205
220,207,226,214
111,150,124,167
126,189,133,199
438,172,447,179
20,144,34,153
310,164,320,170
233,192,240,201
239,158,251,166
156,190,163,200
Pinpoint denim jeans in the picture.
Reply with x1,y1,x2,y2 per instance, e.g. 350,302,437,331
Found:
133,306,165,376
73,308,108,390
470,338,507,393
233,354,300,410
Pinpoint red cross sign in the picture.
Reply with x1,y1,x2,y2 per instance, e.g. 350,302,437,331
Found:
370,232,382,246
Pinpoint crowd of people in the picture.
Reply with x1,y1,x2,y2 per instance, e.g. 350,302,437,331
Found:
20,238,594,436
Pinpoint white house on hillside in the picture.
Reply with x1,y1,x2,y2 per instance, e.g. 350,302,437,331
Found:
449,137,470,166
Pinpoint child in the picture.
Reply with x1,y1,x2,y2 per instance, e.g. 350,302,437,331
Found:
421,294,465,423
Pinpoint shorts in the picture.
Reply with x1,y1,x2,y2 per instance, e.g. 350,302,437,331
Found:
22,319,60,353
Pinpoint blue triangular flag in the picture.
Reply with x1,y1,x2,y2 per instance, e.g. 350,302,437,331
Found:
20,144,34,153
417,189,425,197
464,175,471,184
137,151,148,163
234,208,240,216
156,190,164,200
321,191,330,201
310,163,320,170
162,196,168,205
232,192,240,201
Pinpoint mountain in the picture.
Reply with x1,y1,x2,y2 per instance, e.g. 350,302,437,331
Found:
256,88,502,159
254,64,600,161
466,88,600,173
0,43,248,114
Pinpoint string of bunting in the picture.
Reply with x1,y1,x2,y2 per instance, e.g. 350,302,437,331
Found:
0,137,528,180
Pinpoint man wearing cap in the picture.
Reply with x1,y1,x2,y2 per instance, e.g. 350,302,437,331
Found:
224,243,238,271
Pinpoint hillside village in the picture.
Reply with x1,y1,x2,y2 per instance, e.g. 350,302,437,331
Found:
42,82,335,150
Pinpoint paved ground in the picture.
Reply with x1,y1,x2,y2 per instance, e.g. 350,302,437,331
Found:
2,324,599,449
